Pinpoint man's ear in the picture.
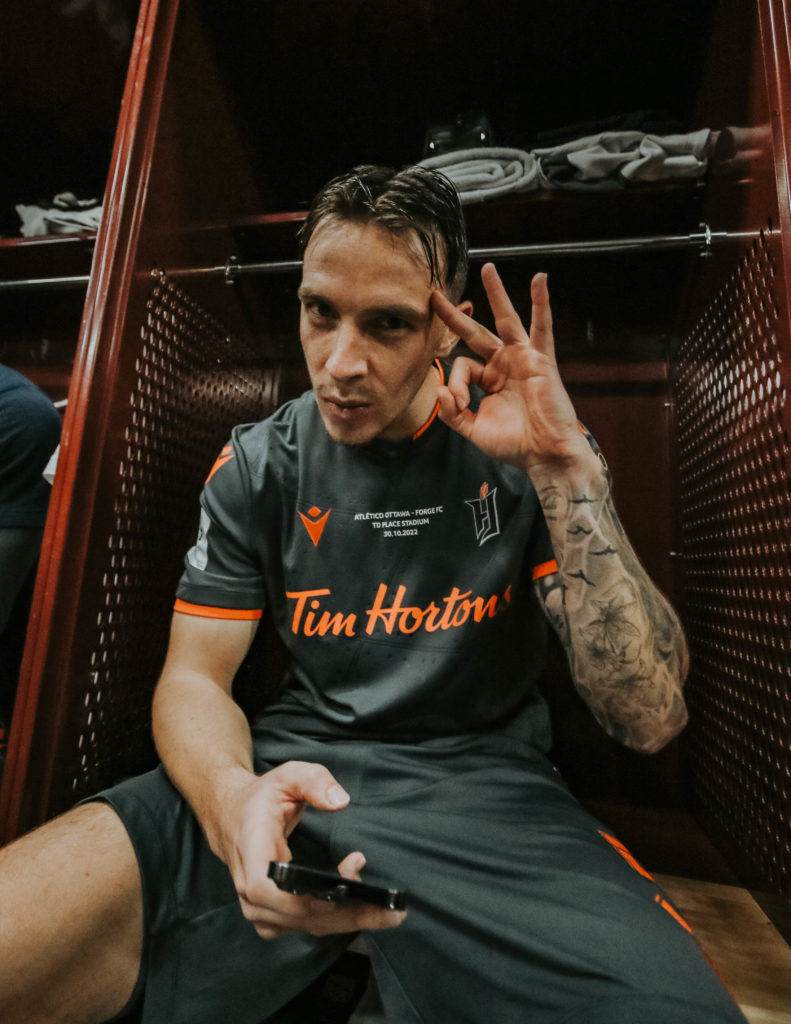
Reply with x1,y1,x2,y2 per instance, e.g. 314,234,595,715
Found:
436,299,474,357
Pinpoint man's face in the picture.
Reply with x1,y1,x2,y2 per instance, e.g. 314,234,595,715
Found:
299,219,460,445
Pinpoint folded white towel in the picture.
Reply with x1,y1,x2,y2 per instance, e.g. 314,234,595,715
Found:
419,147,539,204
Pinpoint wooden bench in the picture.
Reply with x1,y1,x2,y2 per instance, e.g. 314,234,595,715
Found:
584,799,791,1024
658,874,791,1024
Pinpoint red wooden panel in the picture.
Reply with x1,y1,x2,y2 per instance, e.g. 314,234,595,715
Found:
0,0,181,842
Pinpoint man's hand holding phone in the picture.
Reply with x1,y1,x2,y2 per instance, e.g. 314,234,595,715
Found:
219,760,408,939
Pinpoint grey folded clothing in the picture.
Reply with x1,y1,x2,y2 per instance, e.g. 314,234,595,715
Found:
16,192,102,237
533,129,712,189
419,147,539,204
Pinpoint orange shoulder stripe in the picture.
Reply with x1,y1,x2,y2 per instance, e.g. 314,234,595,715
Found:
532,559,559,581
205,444,234,484
174,599,262,621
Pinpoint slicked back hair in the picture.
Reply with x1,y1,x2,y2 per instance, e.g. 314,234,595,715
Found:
298,165,468,302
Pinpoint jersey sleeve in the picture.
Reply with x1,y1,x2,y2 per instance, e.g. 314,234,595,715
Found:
175,430,266,620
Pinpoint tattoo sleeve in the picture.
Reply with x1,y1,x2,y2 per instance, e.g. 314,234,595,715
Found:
533,464,689,754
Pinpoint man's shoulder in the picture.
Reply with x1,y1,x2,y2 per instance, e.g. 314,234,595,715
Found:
0,364,54,409
228,390,321,470
0,364,62,446
0,363,32,393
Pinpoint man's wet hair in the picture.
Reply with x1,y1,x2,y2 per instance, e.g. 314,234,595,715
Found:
298,164,468,302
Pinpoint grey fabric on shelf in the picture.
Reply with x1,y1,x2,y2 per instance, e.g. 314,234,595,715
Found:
16,192,102,237
419,147,539,204
420,131,712,201
532,129,712,190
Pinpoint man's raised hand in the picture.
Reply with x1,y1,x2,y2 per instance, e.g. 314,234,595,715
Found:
433,265,594,476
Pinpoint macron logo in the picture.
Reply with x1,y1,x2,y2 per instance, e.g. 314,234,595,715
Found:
298,506,331,547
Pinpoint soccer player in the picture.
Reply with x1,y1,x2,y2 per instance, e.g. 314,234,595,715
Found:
0,165,745,1024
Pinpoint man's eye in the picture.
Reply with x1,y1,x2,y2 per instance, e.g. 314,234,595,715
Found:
376,316,409,333
307,301,334,320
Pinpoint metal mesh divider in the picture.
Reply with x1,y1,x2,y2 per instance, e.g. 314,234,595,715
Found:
675,226,791,898
65,269,280,800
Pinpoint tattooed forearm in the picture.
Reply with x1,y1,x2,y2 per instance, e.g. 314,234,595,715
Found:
534,465,689,754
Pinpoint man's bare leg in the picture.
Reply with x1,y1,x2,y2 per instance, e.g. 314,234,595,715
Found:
0,801,143,1024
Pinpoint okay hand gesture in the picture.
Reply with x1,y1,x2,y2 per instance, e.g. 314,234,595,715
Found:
432,265,596,479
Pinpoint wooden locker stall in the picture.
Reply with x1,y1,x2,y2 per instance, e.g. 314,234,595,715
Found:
0,0,284,837
0,0,789,949
672,0,791,906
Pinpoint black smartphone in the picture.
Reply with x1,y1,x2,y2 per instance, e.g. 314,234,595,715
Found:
267,860,408,911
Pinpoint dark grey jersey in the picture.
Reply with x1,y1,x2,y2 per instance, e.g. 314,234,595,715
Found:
176,387,558,743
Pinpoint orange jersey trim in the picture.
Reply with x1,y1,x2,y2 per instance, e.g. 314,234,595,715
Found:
205,444,234,484
412,360,446,440
600,831,695,935
654,893,694,934
532,559,559,581
599,831,655,881
174,599,262,621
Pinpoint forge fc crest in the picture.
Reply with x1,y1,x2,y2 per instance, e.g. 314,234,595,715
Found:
466,482,500,546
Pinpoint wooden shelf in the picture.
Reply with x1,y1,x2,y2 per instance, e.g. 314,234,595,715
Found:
0,232,96,286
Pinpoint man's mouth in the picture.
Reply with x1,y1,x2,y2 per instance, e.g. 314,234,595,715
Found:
327,396,368,408
320,394,373,422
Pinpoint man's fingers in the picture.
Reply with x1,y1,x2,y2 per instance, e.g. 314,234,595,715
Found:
528,271,555,357
268,760,350,813
431,290,501,359
336,850,366,881
444,355,485,411
227,764,407,944
480,263,529,347
304,901,407,936
242,878,407,940
437,356,484,442
327,851,408,931
433,266,553,363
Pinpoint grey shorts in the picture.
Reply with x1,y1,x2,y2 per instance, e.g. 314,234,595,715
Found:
93,725,745,1024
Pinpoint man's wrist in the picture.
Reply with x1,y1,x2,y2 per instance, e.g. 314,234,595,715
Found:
525,442,605,496
186,760,258,861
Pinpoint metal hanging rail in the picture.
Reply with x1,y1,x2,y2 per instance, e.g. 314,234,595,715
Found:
180,225,756,284
0,225,760,292
0,273,91,294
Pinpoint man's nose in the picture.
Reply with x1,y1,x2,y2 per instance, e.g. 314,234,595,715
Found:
326,324,367,380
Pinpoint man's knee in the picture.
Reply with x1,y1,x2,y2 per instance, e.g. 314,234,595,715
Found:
562,992,746,1023
0,801,144,1023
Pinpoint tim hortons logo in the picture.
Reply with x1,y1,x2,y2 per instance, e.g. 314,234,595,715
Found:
465,481,501,546
284,582,512,639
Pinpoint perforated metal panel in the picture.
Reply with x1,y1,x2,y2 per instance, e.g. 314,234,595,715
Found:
68,271,280,798
675,229,791,898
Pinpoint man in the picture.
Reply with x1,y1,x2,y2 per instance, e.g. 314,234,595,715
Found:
0,365,61,755
0,165,745,1023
